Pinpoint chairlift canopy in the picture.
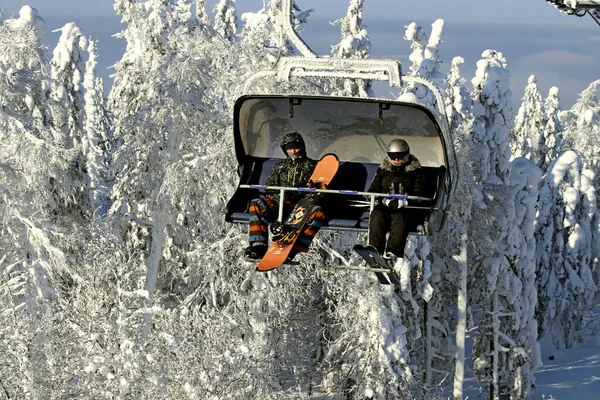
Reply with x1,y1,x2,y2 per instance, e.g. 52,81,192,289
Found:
234,95,448,168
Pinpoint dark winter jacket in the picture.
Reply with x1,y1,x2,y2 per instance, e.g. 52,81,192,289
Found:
368,154,426,198
265,132,317,203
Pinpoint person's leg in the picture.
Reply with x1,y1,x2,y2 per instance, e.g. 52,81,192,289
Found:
385,210,409,257
293,205,326,254
368,206,390,255
246,197,278,258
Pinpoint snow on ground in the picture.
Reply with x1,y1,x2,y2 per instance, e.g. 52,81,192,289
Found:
459,345,600,399
533,347,600,399
459,303,600,399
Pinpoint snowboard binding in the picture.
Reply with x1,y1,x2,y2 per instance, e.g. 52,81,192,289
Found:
270,221,298,244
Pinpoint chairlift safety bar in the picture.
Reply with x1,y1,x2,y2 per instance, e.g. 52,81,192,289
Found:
240,184,434,222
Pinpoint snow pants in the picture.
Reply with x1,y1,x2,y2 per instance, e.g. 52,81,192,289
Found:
368,206,410,257
248,196,325,252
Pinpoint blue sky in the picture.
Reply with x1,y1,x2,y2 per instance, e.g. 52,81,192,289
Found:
0,0,599,107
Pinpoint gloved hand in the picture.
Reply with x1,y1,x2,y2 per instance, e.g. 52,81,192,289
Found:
382,197,398,208
306,179,320,189
382,197,408,209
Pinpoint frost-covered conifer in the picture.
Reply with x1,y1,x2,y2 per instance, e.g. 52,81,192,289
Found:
330,0,372,97
83,39,111,220
195,0,211,27
0,6,49,128
50,23,87,144
318,275,419,398
174,0,194,25
535,150,599,349
402,20,445,108
0,59,85,400
239,5,284,67
504,157,543,399
469,49,532,399
240,0,312,67
538,86,564,173
432,57,475,397
471,49,513,189
404,22,426,77
561,80,600,187
445,56,471,131
214,0,237,42
512,75,544,162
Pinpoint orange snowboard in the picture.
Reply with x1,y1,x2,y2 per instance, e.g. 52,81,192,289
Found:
257,154,339,271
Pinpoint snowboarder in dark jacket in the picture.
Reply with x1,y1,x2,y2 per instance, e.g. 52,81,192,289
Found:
368,138,425,258
244,132,325,260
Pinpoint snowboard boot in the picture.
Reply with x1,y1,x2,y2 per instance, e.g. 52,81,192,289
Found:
244,243,268,260
383,252,398,267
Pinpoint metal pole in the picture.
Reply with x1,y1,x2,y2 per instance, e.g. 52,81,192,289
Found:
278,188,285,222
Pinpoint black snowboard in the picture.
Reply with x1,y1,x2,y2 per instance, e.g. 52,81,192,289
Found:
353,244,399,285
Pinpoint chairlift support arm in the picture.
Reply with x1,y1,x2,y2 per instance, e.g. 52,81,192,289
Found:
243,56,403,94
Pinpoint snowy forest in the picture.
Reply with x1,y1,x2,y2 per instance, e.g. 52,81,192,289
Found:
1,0,599,399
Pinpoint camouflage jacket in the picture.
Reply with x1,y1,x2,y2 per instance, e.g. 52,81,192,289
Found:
265,157,317,203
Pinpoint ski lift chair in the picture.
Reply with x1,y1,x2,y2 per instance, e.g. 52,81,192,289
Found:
225,94,455,235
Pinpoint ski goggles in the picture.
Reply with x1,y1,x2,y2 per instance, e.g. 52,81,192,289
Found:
284,142,302,150
388,151,408,161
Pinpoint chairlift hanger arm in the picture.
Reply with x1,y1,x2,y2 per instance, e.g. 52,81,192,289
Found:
545,1,600,26
242,57,403,94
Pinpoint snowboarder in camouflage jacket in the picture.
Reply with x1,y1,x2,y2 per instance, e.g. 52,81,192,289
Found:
245,132,325,260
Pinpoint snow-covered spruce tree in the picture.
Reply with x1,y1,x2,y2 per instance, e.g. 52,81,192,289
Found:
213,0,237,42
504,158,543,399
83,39,111,221
0,8,119,395
195,0,212,27
330,0,372,97
445,56,470,133
105,2,324,396
49,23,87,148
0,5,49,126
238,2,293,76
535,150,599,349
401,19,446,109
446,131,475,400
511,75,543,162
469,49,539,399
561,80,600,188
257,0,312,58
0,116,71,398
421,54,475,398
538,86,564,174
49,22,94,219
0,106,88,399
470,50,512,190
316,276,420,399
238,0,314,80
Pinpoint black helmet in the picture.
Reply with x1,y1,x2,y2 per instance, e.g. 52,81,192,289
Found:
281,131,306,159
